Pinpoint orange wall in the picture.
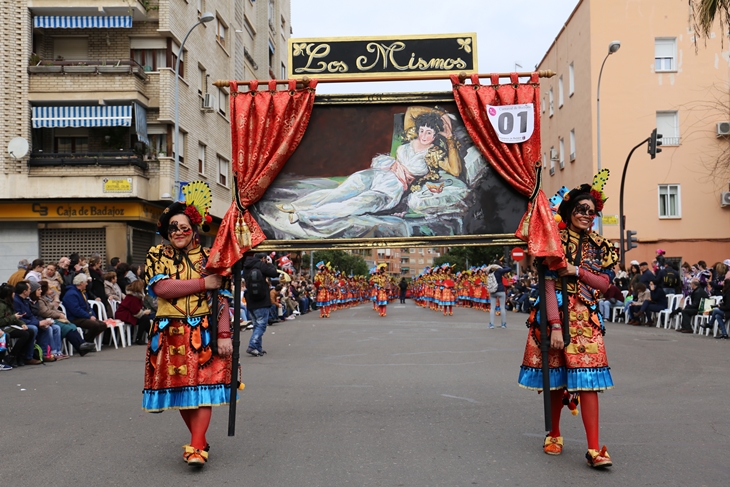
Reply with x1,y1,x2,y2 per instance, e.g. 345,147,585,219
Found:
539,0,730,265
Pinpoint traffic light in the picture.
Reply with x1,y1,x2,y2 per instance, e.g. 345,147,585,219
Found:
625,230,638,253
647,128,663,159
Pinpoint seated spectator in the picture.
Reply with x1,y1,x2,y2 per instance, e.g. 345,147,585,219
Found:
13,281,51,364
38,281,95,356
638,262,655,286
116,262,132,291
269,283,285,323
61,273,107,343
104,271,125,303
27,281,63,360
0,283,33,367
628,279,667,326
701,278,730,339
42,263,64,305
678,278,709,333
7,259,29,287
626,283,650,323
599,283,624,321
115,280,151,345
25,259,44,283
87,257,109,308
58,256,76,290
127,264,141,283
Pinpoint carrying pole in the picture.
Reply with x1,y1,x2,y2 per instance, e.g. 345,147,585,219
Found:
228,259,243,436
537,259,552,432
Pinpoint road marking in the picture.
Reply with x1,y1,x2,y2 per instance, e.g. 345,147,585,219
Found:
441,394,481,404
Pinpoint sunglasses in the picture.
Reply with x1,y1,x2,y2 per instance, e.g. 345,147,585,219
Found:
573,203,596,217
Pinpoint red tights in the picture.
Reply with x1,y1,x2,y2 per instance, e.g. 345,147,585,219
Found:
180,407,212,450
548,390,600,450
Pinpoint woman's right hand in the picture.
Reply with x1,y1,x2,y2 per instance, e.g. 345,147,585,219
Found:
204,274,223,290
550,331,564,350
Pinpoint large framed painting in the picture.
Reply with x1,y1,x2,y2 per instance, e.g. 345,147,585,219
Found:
250,92,528,251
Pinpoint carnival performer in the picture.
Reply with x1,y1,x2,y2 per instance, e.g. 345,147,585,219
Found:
142,181,234,468
372,264,389,317
441,264,456,316
314,262,332,318
518,171,618,469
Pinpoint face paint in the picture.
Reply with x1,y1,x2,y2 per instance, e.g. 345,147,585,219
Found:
573,203,596,217
168,221,193,236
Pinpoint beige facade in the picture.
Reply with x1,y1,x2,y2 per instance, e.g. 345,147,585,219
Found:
539,0,730,267
0,0,290,277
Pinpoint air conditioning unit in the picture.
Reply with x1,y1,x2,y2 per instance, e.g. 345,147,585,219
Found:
201,93,215,111
721,191,730,207
717,121,730,137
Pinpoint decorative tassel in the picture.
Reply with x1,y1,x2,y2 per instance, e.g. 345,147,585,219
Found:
235,215,251,248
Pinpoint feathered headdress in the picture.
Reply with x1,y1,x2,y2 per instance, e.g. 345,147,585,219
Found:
157,180,212,235
550,169,610,230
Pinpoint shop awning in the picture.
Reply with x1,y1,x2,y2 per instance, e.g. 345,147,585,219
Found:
32,105,132,128
33,16,133,29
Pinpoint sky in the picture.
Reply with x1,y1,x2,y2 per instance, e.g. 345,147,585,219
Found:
290,0,580,94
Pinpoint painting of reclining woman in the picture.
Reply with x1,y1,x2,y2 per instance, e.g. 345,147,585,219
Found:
250,96,527,241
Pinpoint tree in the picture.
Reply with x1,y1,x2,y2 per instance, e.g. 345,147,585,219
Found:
432,246,504,272
691,0,730,43
312,250,369,276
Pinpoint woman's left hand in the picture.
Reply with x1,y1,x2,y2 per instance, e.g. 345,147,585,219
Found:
217,338,233,356
557,263,578,277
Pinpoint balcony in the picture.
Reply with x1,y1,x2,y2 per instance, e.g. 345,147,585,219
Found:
29,151,146,170
29,59,150,106
28,1,153,21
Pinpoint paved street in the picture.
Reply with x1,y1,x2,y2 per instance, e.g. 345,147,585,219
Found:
3,301,730,486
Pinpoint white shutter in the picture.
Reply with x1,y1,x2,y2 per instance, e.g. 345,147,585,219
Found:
655,39,674,58
656,111,679,138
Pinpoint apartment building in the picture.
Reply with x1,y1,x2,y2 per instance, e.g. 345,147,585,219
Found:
0,0,290,277
348,247,445,278
538,0,730,266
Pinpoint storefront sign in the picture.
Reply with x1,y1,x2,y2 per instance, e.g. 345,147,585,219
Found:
288,33,477,80
102,178,133,193
0,201,163,223
602,214,619,226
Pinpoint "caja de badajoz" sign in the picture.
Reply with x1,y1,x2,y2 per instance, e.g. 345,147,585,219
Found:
287,33,478,80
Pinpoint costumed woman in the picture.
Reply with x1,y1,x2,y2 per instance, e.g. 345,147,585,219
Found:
142,182,235,468
518,171,618,469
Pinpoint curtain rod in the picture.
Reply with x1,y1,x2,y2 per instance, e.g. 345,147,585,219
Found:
212,70,556,88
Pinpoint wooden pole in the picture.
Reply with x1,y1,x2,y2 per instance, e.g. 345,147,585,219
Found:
212,70,556,88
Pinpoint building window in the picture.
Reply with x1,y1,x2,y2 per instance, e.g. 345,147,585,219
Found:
569,129,576,161
268,0,276,32
559,138,565,169
549,147,555,175
217,17,228,48
558,76,564,108
217,86,228,117
655,38,676,72
198,65,206,96
198,143,206,174
281,62,286,79
568,62,574,96
269,40,275,71
173,132,185,164
418,258,424,265
218,155,229,187
130,38,169,72
548,88,554,117
55,136,89,153
197,0,205,17
658,184,681,218
171,41,185,77
656,111,680,146
244,15,256,39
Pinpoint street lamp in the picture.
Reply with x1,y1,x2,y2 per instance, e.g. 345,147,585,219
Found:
596,40,620,234
173,12,215,200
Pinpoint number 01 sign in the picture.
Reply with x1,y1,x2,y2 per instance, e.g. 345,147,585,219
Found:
486,104,535,144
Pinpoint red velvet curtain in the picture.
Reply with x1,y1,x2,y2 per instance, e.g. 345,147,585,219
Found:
207,79,317,274
450,73,563,260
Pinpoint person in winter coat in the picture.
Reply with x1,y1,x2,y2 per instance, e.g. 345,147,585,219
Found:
62,273,107,342
0,283,33,367
701,278,730,339
115,280,151,345
104,272,125,303
678,278,709,333
38,281,96,356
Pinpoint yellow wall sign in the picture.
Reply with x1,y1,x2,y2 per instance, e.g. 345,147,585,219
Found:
0,201,163,223
602,215,619,226
103,178,132,193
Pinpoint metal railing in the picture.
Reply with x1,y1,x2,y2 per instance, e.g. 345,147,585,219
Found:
29,151,147,170
29,58,147,79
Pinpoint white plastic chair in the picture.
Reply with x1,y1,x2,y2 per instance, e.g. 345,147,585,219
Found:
88,300,126,350
611,304,625,323
108,300,133,347
657,294,678,328
669,296,687,330
694,298,715,336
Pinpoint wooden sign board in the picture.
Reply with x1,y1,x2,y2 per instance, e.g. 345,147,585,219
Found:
250,92,527,252
288,33,478,80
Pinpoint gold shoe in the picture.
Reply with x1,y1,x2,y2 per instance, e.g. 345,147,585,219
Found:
586,446,612,468
183,444,209,466
276,203,295,213
543,435,563,455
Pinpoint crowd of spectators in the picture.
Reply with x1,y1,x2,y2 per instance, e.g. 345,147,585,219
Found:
1,254,147,371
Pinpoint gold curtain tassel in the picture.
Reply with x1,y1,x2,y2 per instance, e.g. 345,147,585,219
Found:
235,215,251,248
